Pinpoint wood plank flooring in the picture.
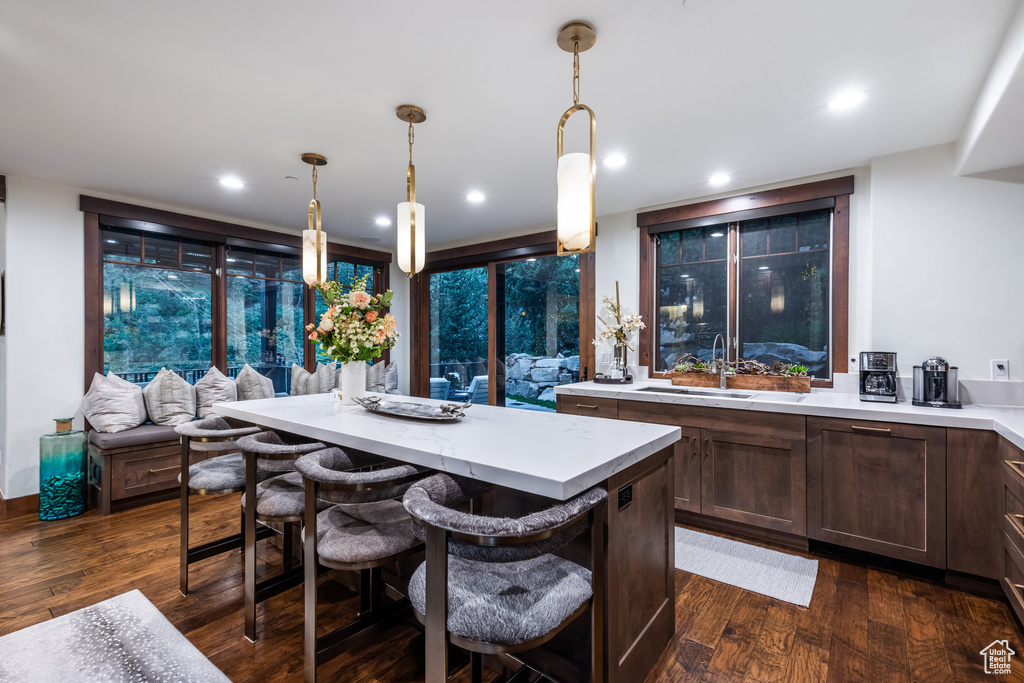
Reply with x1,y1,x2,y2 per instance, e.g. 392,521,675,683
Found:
1,496,1022,682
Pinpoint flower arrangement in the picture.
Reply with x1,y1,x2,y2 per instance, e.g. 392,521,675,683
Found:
593,282,645,349
306,274,398,363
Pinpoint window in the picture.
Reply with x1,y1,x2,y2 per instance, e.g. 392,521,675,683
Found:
411,232,595,405
638,177,851,385
83,196,393,390
225,246,305,394
102,228,214,383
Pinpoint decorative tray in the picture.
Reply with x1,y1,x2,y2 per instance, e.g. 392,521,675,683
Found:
351,396,470,422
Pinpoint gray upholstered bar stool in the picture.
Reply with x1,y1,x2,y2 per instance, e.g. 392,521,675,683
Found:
295,446,431,683
176,416,262,597
236,430,326,642
403,474,608,683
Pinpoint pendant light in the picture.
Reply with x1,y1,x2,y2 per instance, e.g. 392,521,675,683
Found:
396,104,427,277
301,153,328,286
556,21,597,255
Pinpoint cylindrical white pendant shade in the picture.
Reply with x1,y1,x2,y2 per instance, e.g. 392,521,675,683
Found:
397,202,426,275
302,229,328,285
557,152,594,253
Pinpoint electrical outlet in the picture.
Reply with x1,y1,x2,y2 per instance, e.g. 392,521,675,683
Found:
849,356,858,373
992,359,1010,381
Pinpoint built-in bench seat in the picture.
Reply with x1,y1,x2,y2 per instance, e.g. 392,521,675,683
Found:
88,424,182,515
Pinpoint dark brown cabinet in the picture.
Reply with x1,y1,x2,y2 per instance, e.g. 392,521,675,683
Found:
807,417,946,567
700,428,807,536
673,429,701,513
1001,443,1024,622
555,395,618,419
946,428,1001,580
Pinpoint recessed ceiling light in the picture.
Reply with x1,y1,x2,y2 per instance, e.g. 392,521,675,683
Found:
375,216,392,227
466,191,486,203
759,265,769,270
708,173,731,187
710,231,725,237
603,154,628,169
680,274,691,278
827,89,868,111
219,176,244,190
104,239,118,244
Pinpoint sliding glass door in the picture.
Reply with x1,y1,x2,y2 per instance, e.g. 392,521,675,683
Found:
498,254,580,411
427,267,489,402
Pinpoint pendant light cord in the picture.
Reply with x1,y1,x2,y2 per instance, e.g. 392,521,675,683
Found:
311,163,318,200
572,38,580,106
408,119,415,165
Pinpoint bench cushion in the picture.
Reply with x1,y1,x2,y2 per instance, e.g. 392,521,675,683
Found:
89,424,179,450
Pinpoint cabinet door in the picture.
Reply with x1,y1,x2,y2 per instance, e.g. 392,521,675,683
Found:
555,395,618,419
673,428,702,513
946,429,1001,580
700,428,807,535
807,417,946,567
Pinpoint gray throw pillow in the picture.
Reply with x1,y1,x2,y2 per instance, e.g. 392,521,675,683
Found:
384,361,400,395
236,364,275,401
290,363,336,396
142,368,197,426
366,361,386,393
195,367,237,418
81,372,148,433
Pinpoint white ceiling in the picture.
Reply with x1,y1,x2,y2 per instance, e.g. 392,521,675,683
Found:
0,0,1019,248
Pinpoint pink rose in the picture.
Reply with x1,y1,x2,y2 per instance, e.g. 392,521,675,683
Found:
350,291,371,308
365,311,378,323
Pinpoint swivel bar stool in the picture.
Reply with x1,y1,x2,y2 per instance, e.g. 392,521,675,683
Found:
176,416,263,596
236,430,325,642
295,446,432,683
403,474,608,683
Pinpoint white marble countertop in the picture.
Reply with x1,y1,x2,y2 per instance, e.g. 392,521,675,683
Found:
555,379,1024,451
213,393,680,500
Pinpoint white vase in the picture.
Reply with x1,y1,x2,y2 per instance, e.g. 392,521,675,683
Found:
339,361,367,405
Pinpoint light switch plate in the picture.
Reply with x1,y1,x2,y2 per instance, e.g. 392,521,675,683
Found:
992,359,1010,381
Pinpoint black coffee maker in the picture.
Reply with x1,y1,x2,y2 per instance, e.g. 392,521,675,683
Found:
912,357,962,409
859,352,898,403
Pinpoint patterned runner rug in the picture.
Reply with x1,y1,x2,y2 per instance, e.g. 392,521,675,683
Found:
675,527,818,607
0,589,229,682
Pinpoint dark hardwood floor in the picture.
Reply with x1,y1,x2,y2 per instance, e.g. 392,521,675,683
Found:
1,495,1021,682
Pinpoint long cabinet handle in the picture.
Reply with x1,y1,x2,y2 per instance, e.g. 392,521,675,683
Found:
691,437,699,458
575,404,598,409
148,465,180,475
704,438,712,457
851,425,892,434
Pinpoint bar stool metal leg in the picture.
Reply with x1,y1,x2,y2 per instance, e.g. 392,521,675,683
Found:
304,479,319,683
424,523,449,683
179,435,190,597
244,448,259,642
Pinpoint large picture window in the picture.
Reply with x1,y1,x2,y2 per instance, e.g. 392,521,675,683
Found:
102,228,214,383
82,196,392,391
639,177,851,386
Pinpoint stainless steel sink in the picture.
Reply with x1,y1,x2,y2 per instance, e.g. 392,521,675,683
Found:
635,386,755,399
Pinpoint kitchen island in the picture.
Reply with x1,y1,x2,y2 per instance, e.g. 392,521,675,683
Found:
214,392,681,683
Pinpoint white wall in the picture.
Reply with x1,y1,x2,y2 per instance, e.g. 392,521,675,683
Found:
0,176,403,499
592,142,1024,383
2,178,85,497
871,143,1024,380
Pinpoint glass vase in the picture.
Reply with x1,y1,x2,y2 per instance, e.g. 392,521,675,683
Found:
39,418,88,520
611,341,629,379
339,361,367,405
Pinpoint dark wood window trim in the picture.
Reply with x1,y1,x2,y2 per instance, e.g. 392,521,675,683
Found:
409,231,595,399
0,174,6,202
637,176,852,388
82,195,392,387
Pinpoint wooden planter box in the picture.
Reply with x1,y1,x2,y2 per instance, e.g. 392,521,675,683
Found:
669,372,811,393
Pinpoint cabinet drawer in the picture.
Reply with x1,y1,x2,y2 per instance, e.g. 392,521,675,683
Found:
112,452,181,500
1002,529,1024,626
556,396,618,419
1004,460,1024,515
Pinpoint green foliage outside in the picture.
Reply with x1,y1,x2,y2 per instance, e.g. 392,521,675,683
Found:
506,393,557,411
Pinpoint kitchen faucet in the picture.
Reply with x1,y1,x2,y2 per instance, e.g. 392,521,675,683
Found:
711,334,729,390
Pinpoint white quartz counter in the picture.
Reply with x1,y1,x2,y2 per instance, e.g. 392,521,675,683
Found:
213,393,680,500
555,379,1024,451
